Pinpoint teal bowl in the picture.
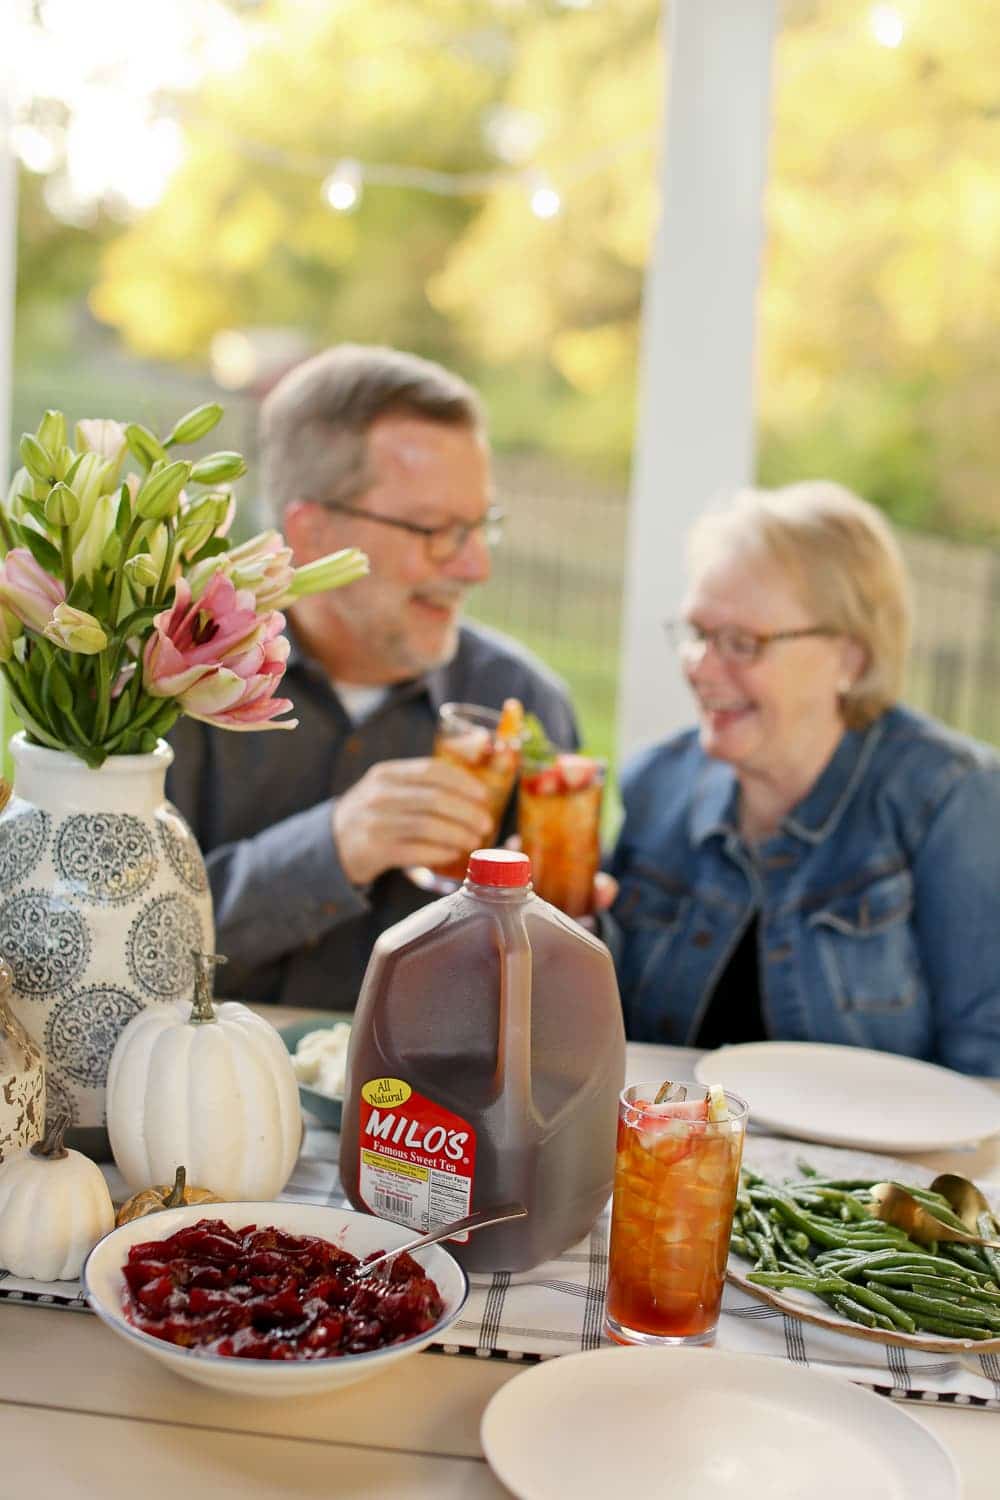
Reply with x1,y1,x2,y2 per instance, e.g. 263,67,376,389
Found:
278,1014,351,1131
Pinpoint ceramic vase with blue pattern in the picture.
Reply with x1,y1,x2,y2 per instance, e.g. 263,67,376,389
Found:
0,732,213,1158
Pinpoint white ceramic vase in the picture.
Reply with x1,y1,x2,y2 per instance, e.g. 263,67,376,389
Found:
0,732,213,1153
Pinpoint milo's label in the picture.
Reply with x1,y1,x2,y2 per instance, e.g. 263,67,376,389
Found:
357,1079,476,1241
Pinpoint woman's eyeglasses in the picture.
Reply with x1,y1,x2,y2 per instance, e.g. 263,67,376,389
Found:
315,501,505,564
662,619,838,666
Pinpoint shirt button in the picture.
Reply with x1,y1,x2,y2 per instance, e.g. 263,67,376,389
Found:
344,736,361,754
692,930,713,948
322,902,339,917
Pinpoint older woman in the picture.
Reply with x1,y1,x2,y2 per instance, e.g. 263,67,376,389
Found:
609,481,1000,1075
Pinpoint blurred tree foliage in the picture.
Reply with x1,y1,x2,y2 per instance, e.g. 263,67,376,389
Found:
17,0,1000,538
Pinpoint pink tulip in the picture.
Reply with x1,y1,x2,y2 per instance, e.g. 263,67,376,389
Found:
0,548,65,632
142,572,297,731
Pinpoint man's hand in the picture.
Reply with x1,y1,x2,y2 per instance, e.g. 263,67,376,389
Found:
333,757,494,888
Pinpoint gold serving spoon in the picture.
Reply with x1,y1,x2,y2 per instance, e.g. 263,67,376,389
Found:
0,778,11,815
869,1181,1000,1250
930,1172,1000,1240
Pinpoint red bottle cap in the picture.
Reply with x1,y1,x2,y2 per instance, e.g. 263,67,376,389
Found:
466,849,532,887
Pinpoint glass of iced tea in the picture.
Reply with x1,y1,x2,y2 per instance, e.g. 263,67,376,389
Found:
408,700,523,893
604,1082,748,1346
518,754,605,917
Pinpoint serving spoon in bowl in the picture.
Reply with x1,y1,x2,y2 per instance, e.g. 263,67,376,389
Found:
869,1181,1000,1249
930,1173,999,1233
355,1202,528,1279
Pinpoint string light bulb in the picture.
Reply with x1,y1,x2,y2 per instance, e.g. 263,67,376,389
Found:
322,158,363,212
529,175,561,220
869,5,905,48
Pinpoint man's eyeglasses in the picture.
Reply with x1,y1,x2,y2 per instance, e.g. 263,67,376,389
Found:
315,501,505,563
663,619,838,666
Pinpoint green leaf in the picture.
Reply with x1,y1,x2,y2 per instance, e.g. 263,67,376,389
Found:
19,498,51,531
44,655,75,714
106,685,139,737
90,570,112,625
115,484,133,536
147,701,181,735
66,576,94,612
63,453,86,488
13,524,62,575
188,535,230,564
101,531,123,569
520,712,556,764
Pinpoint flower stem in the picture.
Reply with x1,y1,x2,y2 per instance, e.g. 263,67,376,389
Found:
153,520,177,605
92,650,111,747
109,515,145,627
60,528,75,594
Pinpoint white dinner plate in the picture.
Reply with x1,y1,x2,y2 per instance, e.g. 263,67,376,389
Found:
693,1040,1000,1152
480,1346,959,1500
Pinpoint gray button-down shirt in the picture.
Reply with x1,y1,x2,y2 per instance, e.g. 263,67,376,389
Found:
166,621,579,1011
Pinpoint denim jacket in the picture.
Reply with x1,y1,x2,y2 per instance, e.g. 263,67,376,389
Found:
608,705,1000,1076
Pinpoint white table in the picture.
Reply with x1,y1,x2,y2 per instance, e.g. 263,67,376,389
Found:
2,1031,999,1498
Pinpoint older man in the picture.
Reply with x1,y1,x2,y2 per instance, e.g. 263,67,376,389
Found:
167,344,578,1009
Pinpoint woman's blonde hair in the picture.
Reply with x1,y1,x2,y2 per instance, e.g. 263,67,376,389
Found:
687,481,912,729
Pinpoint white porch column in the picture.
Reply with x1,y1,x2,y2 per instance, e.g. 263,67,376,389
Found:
618,0,778,757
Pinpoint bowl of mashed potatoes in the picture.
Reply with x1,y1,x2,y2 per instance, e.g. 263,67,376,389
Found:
279,1015,351,1129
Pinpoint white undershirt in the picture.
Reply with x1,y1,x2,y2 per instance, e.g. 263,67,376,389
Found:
332,681,391,725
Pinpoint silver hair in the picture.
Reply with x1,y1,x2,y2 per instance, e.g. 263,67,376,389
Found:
259,343,485,523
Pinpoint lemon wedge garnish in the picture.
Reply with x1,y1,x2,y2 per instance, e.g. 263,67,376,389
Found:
707,1083,730,1122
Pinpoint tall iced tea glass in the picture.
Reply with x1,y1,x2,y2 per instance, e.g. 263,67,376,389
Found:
407,702,522,894
604,1082,748,1346
518,755,605,917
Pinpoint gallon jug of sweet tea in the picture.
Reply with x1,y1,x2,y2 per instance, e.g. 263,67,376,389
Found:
339,849,625,1272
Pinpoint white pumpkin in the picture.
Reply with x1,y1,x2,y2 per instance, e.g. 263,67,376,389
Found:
106,953,302,1200
0,1113,115,1281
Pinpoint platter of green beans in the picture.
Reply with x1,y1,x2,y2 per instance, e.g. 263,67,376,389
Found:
728,1160,1000,1352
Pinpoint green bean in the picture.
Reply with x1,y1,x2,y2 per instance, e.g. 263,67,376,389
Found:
897,1186,972,1232
941,1243,994,1276
770,1224,814,1272
802,1187,871,1221
733,1167,1000,1344
975,1213,1000,1285
829,1293,895,1331
837,1281,917,1332
749,1205,776,1241
878,1288,1000,1331
903,1316,996,1340
830,1249,984,1279
745,1229,779,1270
864,1271,1000,1304
748,1271,843,1292
769,1199,854,1247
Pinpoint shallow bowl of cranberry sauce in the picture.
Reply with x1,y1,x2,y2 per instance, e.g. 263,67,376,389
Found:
82,1201,469,1397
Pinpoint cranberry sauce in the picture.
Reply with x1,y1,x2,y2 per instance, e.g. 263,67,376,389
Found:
120,1217,444,1360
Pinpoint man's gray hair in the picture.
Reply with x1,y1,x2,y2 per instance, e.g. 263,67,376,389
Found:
259,343,485,522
